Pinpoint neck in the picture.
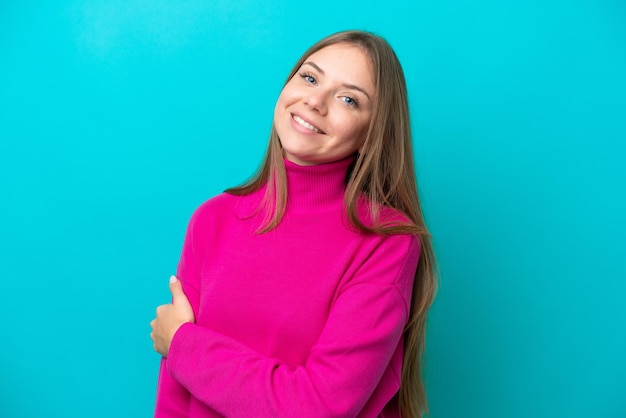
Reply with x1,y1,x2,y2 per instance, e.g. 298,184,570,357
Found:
284,156,355,212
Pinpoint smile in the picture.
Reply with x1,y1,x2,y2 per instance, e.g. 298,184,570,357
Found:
292,114,325,134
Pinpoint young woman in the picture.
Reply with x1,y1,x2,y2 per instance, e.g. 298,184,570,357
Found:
150,30,437,418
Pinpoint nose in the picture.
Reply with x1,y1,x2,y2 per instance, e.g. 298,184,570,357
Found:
304,90,328,116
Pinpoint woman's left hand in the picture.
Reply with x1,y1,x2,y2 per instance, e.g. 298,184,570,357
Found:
150,276,195,357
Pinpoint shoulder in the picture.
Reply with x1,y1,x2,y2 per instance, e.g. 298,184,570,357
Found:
187,193,236,227
185,188,266,235
190,187,265,220
192,192,238,217
366,232,421,276
341,231,419,319
354,195,415,231
350,198,422,289
349,209,421,282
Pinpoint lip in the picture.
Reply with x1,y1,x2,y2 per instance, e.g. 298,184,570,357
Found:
290,113,326,135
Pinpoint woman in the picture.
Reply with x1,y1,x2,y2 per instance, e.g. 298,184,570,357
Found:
151,30,437,418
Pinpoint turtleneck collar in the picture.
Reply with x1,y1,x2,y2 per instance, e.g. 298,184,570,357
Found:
284,156,355,212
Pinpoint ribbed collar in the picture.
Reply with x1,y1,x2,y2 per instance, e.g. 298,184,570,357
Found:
284,156,355,212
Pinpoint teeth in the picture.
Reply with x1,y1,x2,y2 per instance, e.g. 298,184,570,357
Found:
293,115,323,134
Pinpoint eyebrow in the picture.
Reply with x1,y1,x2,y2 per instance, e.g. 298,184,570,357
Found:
302,61,372,100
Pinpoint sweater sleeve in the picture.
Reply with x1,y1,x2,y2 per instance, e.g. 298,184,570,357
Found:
166,233,420,418
154,211,203,418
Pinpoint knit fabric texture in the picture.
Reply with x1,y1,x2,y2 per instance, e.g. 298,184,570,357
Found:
154,156,420,417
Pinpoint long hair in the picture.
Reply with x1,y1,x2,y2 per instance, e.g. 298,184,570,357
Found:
227,30,437,417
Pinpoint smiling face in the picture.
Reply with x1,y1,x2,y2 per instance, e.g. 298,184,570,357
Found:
273,43,376,166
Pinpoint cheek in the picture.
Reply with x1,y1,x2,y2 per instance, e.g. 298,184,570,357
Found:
274,90,290,127
276,81,298,106
274,91,285,114
275,83,292,108
339,116,370,144
348,119,371,152
273,98,281,123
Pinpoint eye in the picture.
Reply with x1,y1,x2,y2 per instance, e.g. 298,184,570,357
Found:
341,96,359,108
299,72,317,85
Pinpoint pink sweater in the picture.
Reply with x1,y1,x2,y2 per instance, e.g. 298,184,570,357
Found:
154,156,420,417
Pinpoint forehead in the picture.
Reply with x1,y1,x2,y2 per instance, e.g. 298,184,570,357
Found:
304,43,375,91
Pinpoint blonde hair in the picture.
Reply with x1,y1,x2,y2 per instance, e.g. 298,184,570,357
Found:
227,30,437,417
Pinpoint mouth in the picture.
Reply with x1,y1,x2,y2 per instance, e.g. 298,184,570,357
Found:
292,114,325,134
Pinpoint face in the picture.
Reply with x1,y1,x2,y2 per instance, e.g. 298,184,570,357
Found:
273,43,376,166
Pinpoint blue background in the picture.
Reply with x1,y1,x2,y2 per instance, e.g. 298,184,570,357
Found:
1,1,624,417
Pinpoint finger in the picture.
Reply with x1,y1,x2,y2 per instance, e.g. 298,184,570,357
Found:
169,275,187,305
168,275,195,324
